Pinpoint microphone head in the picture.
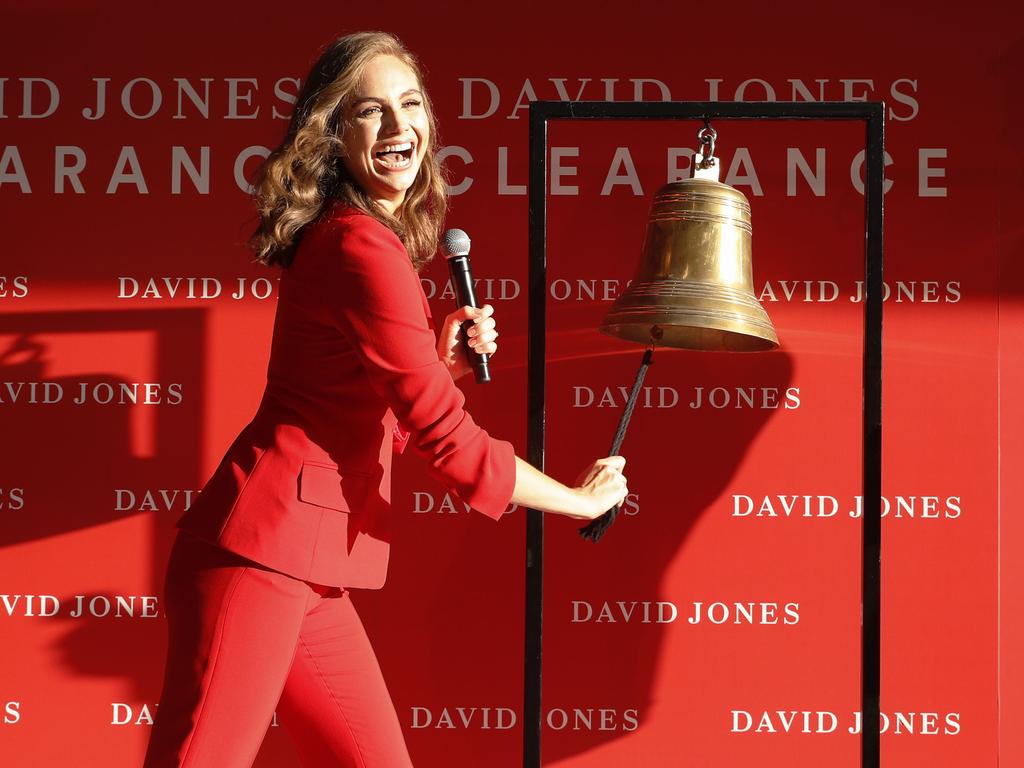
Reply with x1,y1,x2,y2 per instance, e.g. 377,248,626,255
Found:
442,228,471,258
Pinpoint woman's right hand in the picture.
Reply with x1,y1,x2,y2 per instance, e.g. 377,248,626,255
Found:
569,456,628,521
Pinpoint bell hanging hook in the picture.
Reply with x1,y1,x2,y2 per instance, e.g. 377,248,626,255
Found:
696,121,718,170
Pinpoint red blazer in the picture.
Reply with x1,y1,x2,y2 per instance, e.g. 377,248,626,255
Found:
176,203,516,589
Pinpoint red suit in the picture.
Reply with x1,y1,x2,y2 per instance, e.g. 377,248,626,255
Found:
144,203,516,767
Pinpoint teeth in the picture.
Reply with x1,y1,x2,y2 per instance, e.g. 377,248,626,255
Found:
379,142,412,153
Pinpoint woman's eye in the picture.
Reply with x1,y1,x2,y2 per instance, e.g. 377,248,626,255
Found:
356,100,419,118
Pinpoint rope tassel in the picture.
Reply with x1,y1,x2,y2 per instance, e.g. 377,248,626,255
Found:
579,347,655,542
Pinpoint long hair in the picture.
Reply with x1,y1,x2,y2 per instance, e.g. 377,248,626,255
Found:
247,32,447,271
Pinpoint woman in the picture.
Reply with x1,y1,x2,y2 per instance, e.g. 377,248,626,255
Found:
143,31,628,768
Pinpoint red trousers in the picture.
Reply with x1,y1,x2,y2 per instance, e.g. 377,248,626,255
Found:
143,529,413,767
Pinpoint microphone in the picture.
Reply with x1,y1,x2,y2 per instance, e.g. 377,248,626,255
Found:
441,228,490,384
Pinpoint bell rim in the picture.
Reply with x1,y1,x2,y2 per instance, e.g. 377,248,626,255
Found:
598,320,779,352
602,305,776,334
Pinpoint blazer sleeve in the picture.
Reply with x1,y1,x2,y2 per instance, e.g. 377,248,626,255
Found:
318,215,516,520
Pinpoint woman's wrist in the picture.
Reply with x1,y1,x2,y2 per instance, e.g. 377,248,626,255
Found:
510,456,593,519
563,488,598,519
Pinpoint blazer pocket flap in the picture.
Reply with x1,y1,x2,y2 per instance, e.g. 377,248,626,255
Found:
298,461,365,512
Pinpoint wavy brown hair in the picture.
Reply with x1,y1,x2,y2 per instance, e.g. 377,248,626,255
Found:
247,31,447,271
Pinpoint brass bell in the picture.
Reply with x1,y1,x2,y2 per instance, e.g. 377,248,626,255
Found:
599,127,779,352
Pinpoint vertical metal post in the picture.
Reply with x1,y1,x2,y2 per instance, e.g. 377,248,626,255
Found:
861,104,886,768
523,104,548,768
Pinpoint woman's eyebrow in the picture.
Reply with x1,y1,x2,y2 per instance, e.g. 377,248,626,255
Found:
351,89,423,107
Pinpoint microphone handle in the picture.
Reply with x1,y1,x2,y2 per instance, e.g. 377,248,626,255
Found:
448,255,491,384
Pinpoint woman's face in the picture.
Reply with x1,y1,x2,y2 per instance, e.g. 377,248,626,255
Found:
340,54,430,215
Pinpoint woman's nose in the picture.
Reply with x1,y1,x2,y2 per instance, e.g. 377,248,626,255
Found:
380,105,408,135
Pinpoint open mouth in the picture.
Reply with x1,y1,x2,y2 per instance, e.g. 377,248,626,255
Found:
374,142,414,170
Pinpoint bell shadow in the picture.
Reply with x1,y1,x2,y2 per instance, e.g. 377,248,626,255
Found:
540,325,797,763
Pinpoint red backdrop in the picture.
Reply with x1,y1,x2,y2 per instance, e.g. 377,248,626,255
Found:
1,2,1021,766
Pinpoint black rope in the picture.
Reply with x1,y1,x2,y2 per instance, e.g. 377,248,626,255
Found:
579,347,654,542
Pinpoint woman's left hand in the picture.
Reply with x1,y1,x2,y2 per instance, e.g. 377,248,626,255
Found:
436,304,498,380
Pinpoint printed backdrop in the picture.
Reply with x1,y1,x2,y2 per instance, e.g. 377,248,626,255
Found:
1,1,1021,766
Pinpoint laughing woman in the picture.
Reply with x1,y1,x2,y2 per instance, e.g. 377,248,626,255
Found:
143,31,628,768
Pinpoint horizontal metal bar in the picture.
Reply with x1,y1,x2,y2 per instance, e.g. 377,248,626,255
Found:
530,100,883,122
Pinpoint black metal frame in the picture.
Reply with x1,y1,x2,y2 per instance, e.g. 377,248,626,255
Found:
525,100,884,768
